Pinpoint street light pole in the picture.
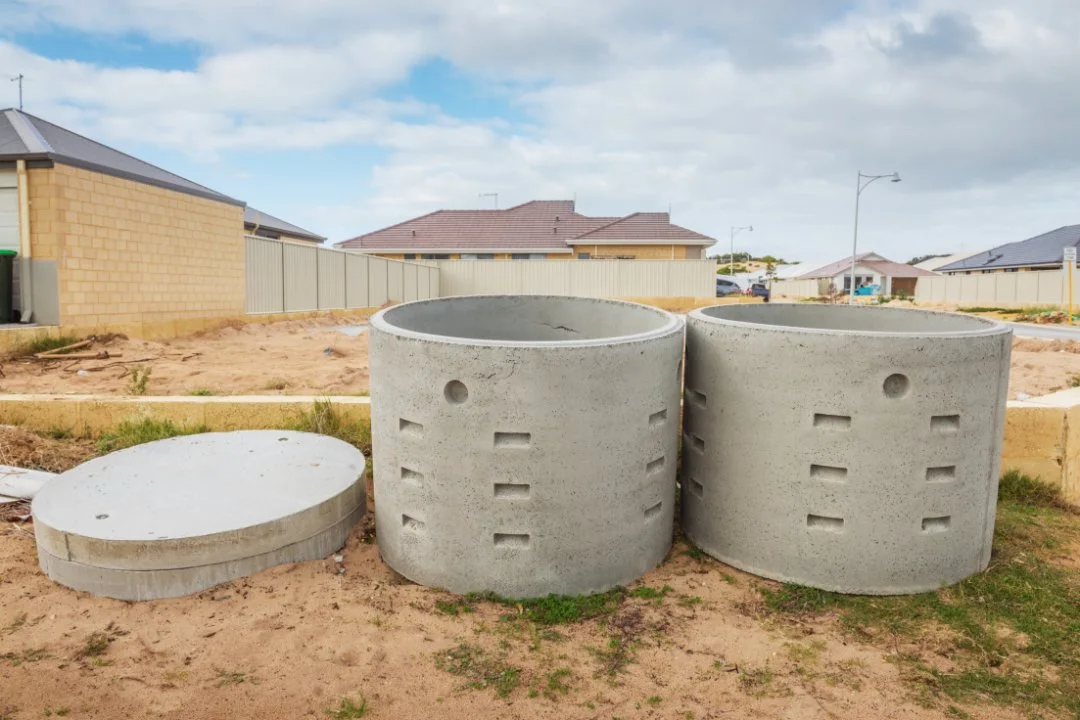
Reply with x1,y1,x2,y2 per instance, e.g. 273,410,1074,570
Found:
730,225,753,277
848,171,901,304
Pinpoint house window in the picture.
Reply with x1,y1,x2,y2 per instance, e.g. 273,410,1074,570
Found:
842,275,873,291
461,253,495,260
421,254,450,260
577,252,591,260
403,254,416,260
511,253,546,260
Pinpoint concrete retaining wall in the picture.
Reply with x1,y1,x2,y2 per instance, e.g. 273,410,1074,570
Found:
682,304,1012,594
369,295,684,598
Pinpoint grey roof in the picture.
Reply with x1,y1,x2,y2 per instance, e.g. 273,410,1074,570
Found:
0,108,243,206
937,225,1080,272
245,206,325,242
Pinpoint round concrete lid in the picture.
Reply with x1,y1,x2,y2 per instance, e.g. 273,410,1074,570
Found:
32,431,366,570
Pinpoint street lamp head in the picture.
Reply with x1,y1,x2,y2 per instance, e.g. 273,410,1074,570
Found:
890,173,902,183
748,225,754,232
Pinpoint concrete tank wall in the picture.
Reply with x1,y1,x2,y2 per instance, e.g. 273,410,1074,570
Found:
682,304,1012,595
369,295,684,598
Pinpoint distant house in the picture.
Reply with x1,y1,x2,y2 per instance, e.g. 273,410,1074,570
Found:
799,252,936,296
336,200,714,260
244,207,325,244
913,251,984,273
936,225,1080,274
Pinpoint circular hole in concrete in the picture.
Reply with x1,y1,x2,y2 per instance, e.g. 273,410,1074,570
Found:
883,373,910,399
444,380,469,404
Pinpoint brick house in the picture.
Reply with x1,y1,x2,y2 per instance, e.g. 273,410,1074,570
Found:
0,108,322,331
336,200,714,260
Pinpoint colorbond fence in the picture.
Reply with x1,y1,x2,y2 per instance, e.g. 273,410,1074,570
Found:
245,236,439,314
433,259,716,298
914,268,1076,307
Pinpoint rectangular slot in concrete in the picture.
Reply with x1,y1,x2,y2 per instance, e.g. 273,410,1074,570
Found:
493,533,530,548
689,434,705,453
926,466,956,483
646,456,665,474
644,501,663,520
494,432,532,448
810,464,848,483
494,483,531,499
649,409,668,426
402,514,425,532
807,514,844,532
813,413,851,430
687,389,707,407
400,466,424,487
399,418,424,437
689,478,704,498
931,415,960,433
922,516,951,533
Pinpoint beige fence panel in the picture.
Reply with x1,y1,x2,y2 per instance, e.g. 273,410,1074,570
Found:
282,243,319,312
245,237,437,314
914,268,1078,307
430,265,441,297
433,259,714,297
387,261,404,301
771,278,821,298
345,253,370,308
317,247,346,310
245,236,285,313
368,256,389,306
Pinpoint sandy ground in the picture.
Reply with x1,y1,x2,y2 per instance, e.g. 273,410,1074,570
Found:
0,520,1022,720
1009,338,1080,399
0,317,371,397
2,318,1080,401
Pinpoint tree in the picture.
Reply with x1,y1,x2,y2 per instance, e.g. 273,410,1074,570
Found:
907,253,947,266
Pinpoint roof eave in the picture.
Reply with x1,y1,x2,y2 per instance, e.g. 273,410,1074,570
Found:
566,237,714,246
335,246,574,254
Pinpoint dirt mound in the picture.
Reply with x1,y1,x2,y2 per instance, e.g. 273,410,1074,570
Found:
1013,338,1080,354
0,426,95,473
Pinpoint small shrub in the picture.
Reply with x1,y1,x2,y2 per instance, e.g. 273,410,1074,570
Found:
188,388,215,396
127,366,152,395
293,399,371,454
76,631,109,659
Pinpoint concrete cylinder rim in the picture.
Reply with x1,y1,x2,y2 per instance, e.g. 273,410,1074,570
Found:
689,303,1009,338
370,294,683,348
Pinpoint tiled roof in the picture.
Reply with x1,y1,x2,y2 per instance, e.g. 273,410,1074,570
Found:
0,108,243,206
337,201,714,251
573,212,713,243
245,207,325,242
936,225,1080,272
803,252,937,279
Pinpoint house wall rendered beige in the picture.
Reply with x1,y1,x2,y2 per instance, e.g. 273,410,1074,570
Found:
27,163,245,330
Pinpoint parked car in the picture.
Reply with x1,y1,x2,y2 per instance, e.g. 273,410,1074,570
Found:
716,277,742,297
749,282,771,302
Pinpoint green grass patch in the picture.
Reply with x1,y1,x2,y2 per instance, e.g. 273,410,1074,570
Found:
326,696,368,718
957,307,1023,314
434,642,522,697
629,585,673,603
435,598,474,616
292,399,371,455
96,418,209,454
467,589,627,626
759,472,1080,716
188,388,216,396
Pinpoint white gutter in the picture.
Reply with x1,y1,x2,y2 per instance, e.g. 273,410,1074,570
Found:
16,159,32,323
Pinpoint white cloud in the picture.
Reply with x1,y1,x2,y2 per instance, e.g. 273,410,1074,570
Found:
3,0,1080,260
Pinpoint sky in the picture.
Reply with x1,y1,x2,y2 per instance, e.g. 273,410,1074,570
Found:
1,0,1079,262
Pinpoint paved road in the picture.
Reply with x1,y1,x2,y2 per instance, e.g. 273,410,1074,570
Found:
1006,322,1080,341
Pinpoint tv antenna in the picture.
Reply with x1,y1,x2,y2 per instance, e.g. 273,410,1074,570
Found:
478,192,498,209
11,74,24,110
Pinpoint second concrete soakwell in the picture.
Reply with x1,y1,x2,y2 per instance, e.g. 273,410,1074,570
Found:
369,296,683,598
682,304,1012,595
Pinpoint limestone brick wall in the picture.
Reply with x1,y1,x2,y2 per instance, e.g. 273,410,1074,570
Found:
28,164,245,327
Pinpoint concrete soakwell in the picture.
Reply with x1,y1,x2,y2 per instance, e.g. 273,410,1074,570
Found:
369,295,684,598
682,304,1012,595
32,431,366,601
